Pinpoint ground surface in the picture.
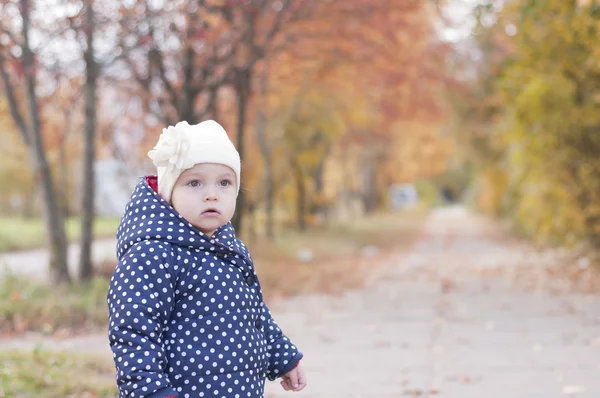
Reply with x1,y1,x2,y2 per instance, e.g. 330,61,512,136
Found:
2,206,599,397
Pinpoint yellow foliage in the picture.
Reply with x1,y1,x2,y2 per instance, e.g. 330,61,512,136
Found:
383,121,452,183
0,99,35,210
458,0,600,246
475,166,507,217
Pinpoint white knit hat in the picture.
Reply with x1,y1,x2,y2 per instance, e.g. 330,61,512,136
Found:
147,120,240,202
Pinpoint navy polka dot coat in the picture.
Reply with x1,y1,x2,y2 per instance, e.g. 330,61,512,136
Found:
107,178,303,398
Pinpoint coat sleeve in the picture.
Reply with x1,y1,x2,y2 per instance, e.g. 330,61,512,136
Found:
261,301,303,381
107,241,179,398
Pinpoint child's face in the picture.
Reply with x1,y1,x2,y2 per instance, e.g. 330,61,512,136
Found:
170,163,237,237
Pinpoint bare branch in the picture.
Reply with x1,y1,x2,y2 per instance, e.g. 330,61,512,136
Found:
122,54,150,91
149,45,180,117
21,0,43,141
251,0,294,64
0,51,30,145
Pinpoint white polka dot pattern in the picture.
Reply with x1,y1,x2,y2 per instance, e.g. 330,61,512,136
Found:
107,178,303,398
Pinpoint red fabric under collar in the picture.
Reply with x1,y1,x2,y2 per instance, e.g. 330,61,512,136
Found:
146,176,158,193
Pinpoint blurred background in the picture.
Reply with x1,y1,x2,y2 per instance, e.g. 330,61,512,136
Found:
1,0,600,396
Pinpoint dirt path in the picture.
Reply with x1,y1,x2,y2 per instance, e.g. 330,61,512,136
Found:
0,238,116,280
2,206,600,397
263,206,600,397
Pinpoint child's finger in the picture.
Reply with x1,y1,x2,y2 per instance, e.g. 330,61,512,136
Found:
287,369,299,389
298,366,306,384
294,367,307,391
280,378,292,391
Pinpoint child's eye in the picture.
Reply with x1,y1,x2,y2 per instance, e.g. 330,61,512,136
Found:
219,179,232,187
188,180,201,187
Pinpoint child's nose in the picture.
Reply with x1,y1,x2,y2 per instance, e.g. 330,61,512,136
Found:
204,188,218,201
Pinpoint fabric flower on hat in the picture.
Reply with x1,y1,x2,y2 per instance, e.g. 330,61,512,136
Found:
148,121,195,170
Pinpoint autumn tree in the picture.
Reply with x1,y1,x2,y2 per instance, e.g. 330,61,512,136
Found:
114,1,230,126
0,0,70,283
64,0,100,281
451,0,600,247
221,0,315,233
112,0,311,232
251,53,344,236
499,0,600,245
444,1,514,213
255,0,449,226
46,76,81,217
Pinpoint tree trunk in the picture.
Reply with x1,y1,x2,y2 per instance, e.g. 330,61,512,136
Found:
311,142,331,221
180,45,196,123
254,65,275,239
362,150,379,213
19,0,70,283
292,158,307,231
231,67,251,233
79,0,98,282
36,151,70,283
206,85,219,120
264,152,275,238
59,131,70,217
59,107,73,217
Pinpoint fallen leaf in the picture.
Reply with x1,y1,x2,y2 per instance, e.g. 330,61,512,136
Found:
402,388,423,396
441,278,455,293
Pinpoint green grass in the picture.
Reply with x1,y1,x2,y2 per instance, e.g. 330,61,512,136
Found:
0,349,117,397
0,273,109,335
0,216,121,253
264,208,427,258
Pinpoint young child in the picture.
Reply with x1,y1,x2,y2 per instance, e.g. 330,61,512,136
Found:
107,120,306,398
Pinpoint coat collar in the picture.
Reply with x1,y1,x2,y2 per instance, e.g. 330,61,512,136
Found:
116,177,250,265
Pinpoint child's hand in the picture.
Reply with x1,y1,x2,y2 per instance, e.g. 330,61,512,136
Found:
280,362,306,392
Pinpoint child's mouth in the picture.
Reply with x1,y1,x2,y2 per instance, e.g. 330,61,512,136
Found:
202,209,220,215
